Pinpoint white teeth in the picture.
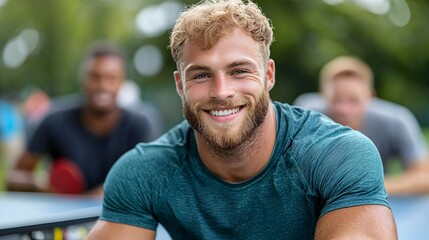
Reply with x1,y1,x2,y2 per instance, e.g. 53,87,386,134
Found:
93,92,113,104
210,108,240,116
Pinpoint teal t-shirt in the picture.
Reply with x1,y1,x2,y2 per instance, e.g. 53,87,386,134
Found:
101,101,389,239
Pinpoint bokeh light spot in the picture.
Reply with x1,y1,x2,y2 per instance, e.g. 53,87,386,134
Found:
135,1,183,37
2,28,40,69
134,45,163,77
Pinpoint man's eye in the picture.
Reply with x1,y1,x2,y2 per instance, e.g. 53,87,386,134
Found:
193,73,209,79
232,69,247,75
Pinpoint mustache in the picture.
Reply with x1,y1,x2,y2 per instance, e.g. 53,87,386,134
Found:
197,98,246,110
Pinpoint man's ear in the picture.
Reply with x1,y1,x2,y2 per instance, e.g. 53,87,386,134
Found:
266,59,275,91
174,71,183,97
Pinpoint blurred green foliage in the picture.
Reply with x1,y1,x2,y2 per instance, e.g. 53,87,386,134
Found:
0,0,428,129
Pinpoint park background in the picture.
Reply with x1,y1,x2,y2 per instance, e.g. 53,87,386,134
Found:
0,0,428,133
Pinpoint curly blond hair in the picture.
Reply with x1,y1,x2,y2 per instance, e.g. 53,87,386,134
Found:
169,0,273,65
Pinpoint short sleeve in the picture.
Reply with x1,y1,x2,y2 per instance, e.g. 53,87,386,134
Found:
314,131,389,217
101,148,158,230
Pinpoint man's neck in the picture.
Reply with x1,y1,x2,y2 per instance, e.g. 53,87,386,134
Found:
80,105,122,136
196,104,277,183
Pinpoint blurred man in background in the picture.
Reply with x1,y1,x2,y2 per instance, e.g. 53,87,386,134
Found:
116,79,165,139
19,87,52,142
294,56,429,195
7,41,159,195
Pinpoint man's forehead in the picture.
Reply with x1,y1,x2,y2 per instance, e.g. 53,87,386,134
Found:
178,29,261,63
191,59,255,71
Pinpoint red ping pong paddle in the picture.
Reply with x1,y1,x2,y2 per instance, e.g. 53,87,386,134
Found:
49,157,85,194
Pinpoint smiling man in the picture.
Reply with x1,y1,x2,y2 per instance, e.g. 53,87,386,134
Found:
87,0,397,239
7,41,156,195
295,56,429,195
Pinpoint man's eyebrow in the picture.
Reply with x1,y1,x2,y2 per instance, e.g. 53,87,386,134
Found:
227,60,255,68
184,65,210,73
184,60,255,73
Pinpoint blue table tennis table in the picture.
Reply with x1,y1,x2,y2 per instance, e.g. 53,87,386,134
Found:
0,192,171,240
0,192,428,239
389,195,429,240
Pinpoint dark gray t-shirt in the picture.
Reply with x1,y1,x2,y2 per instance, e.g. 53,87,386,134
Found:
294,93,426,172
363,110,420,171
29,105,155,190
101,102,388,239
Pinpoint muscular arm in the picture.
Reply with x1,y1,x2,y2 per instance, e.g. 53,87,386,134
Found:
86,220,155,240
384,158,429,195
84,185,104,196
315,205,397,240
6,151,49,192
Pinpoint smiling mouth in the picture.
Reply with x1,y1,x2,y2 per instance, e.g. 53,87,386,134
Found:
93,92,114,104
208,107,242,117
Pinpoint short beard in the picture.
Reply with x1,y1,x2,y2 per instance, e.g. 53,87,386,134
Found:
86,103,117,117
182,86,270,153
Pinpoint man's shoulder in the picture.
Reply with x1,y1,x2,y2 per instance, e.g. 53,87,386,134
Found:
42,105,79,125
370,98,423,132
150,120,191,145
371,97,413,115
121,107,149,123
293,92,326,112
117,121,192,166
278,100,375,164
364,110,407,131
120,105,165,140
123,121,192,159
274,101,363,165
274,101,338,138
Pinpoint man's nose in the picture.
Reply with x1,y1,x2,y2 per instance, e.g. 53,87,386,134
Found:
209,74,235,100
97,77,116,90
337,102,352,114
